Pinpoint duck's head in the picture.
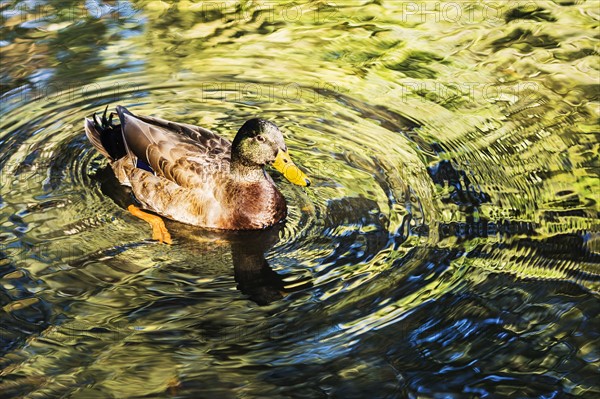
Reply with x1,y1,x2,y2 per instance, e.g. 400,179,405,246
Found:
231,119,310,187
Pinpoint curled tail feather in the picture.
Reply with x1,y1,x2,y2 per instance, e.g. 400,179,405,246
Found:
84,106,127,161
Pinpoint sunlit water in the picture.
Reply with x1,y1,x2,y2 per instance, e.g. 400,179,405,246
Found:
1,1,599,397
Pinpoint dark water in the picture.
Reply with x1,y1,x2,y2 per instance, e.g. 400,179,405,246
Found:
1,1,599,398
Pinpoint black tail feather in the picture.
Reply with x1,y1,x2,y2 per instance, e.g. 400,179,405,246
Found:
87,106,128,161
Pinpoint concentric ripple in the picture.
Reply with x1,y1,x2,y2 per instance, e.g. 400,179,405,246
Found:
1,1,599,398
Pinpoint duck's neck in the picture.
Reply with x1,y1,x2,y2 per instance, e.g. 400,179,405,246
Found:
230,157,267,184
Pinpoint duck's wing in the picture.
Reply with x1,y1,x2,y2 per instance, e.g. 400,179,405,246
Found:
116,106,231,189
134,112,230,148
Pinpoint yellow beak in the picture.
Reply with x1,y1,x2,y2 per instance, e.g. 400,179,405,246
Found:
271,149,311,187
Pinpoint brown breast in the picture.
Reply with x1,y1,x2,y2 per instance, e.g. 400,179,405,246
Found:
219,180,287,230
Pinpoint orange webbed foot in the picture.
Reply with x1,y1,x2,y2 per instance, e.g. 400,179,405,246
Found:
128,205,173,244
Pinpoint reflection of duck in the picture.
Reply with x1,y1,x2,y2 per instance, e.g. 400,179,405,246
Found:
93,167,312,306
231,227,313,306
85,106,310,243
181,224,312,306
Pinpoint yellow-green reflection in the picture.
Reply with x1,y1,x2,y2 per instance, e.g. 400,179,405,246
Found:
0,0,598,397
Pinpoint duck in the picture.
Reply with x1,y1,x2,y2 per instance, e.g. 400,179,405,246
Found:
84,106,310,243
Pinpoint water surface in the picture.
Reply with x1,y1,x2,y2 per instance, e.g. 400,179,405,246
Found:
1,1,599,398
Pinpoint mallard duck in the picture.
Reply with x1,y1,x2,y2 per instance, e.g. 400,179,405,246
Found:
84,106,310,243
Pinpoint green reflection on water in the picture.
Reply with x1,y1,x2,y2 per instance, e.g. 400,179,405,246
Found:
1,0,599,397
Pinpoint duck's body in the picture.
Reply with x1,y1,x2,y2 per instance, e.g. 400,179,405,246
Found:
84,106,309,232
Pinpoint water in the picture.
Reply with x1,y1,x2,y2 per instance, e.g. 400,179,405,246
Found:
1,1,598,397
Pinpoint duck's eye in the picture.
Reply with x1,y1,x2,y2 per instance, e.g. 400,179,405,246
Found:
256,135,265,142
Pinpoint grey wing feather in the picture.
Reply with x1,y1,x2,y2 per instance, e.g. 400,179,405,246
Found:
135,114,231,149
120,112,231,189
